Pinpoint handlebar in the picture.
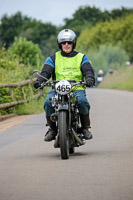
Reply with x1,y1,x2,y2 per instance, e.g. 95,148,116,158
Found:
43,80,86,87
35,80,87,91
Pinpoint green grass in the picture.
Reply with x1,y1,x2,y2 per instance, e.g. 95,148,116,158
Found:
15,97,44,115
99,66,133,91
15,87,50,115
0,87,50,116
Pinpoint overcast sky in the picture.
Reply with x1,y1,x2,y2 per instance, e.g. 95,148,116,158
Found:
0,0,133,26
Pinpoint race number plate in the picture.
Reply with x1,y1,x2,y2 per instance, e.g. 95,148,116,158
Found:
55,80,71,95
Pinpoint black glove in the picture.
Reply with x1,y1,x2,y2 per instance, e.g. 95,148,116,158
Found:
34,81,42,89
86,78,94,87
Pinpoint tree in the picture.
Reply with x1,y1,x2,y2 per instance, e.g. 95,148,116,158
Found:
62,6,133,36
110,7,133,19
0,12,58,57
63,6,103,36
77,14,133,62
0,12,31,48
19,19,58,57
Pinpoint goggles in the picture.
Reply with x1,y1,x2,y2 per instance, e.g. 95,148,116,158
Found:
61,41,73,45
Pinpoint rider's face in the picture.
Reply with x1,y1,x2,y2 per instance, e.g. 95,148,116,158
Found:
61,42,73,53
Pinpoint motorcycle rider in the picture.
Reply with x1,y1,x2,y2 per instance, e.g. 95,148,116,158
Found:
34,29,95,142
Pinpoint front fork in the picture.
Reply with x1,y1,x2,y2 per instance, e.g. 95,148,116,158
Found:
51,94,78,134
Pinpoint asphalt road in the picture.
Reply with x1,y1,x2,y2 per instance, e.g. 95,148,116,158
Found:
0,88,133,200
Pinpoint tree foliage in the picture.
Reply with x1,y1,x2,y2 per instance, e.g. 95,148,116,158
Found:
63,6,103,36
0,12,31,48
77,14,133,62
0,12,58,57
1,7,132,54
20,20,58,57
63,6,133,36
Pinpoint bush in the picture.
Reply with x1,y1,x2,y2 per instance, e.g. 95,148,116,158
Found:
0,45,42,84
0,46,39,115
0,44,47,116
7,37,44,67
85,43,129,74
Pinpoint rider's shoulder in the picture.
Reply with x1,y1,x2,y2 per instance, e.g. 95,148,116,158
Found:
74,51,90,64
46,54,55,63
45,54,55,67
81,55,90,64
49,53,55,61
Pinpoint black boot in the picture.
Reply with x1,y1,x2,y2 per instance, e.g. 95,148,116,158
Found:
80,113,93,140
44,116,57,142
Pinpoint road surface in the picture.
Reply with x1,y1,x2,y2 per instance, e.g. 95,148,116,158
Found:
0,88,133,200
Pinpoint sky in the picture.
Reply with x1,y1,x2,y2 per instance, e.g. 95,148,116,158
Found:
0,0,133,26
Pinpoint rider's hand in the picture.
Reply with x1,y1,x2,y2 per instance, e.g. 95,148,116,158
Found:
86,78,94,87
34,81,42,89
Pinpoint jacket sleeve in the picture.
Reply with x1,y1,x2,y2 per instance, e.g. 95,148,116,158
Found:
37,54,55,83
81,55,95,85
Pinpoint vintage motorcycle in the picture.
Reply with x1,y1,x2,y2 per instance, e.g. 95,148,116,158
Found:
33,70,87,159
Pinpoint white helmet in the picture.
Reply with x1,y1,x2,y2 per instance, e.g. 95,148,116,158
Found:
57,29,77,49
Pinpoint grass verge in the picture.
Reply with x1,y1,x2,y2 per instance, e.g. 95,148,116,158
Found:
99,66,133,91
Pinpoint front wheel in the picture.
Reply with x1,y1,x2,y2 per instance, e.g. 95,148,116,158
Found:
58,110,69,159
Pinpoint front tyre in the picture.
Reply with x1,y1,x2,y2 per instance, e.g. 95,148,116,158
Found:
58,111,69,159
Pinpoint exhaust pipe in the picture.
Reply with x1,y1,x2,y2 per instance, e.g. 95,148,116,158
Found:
72,128,86,145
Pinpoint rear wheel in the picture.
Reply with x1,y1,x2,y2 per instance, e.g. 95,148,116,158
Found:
58,111,69,159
